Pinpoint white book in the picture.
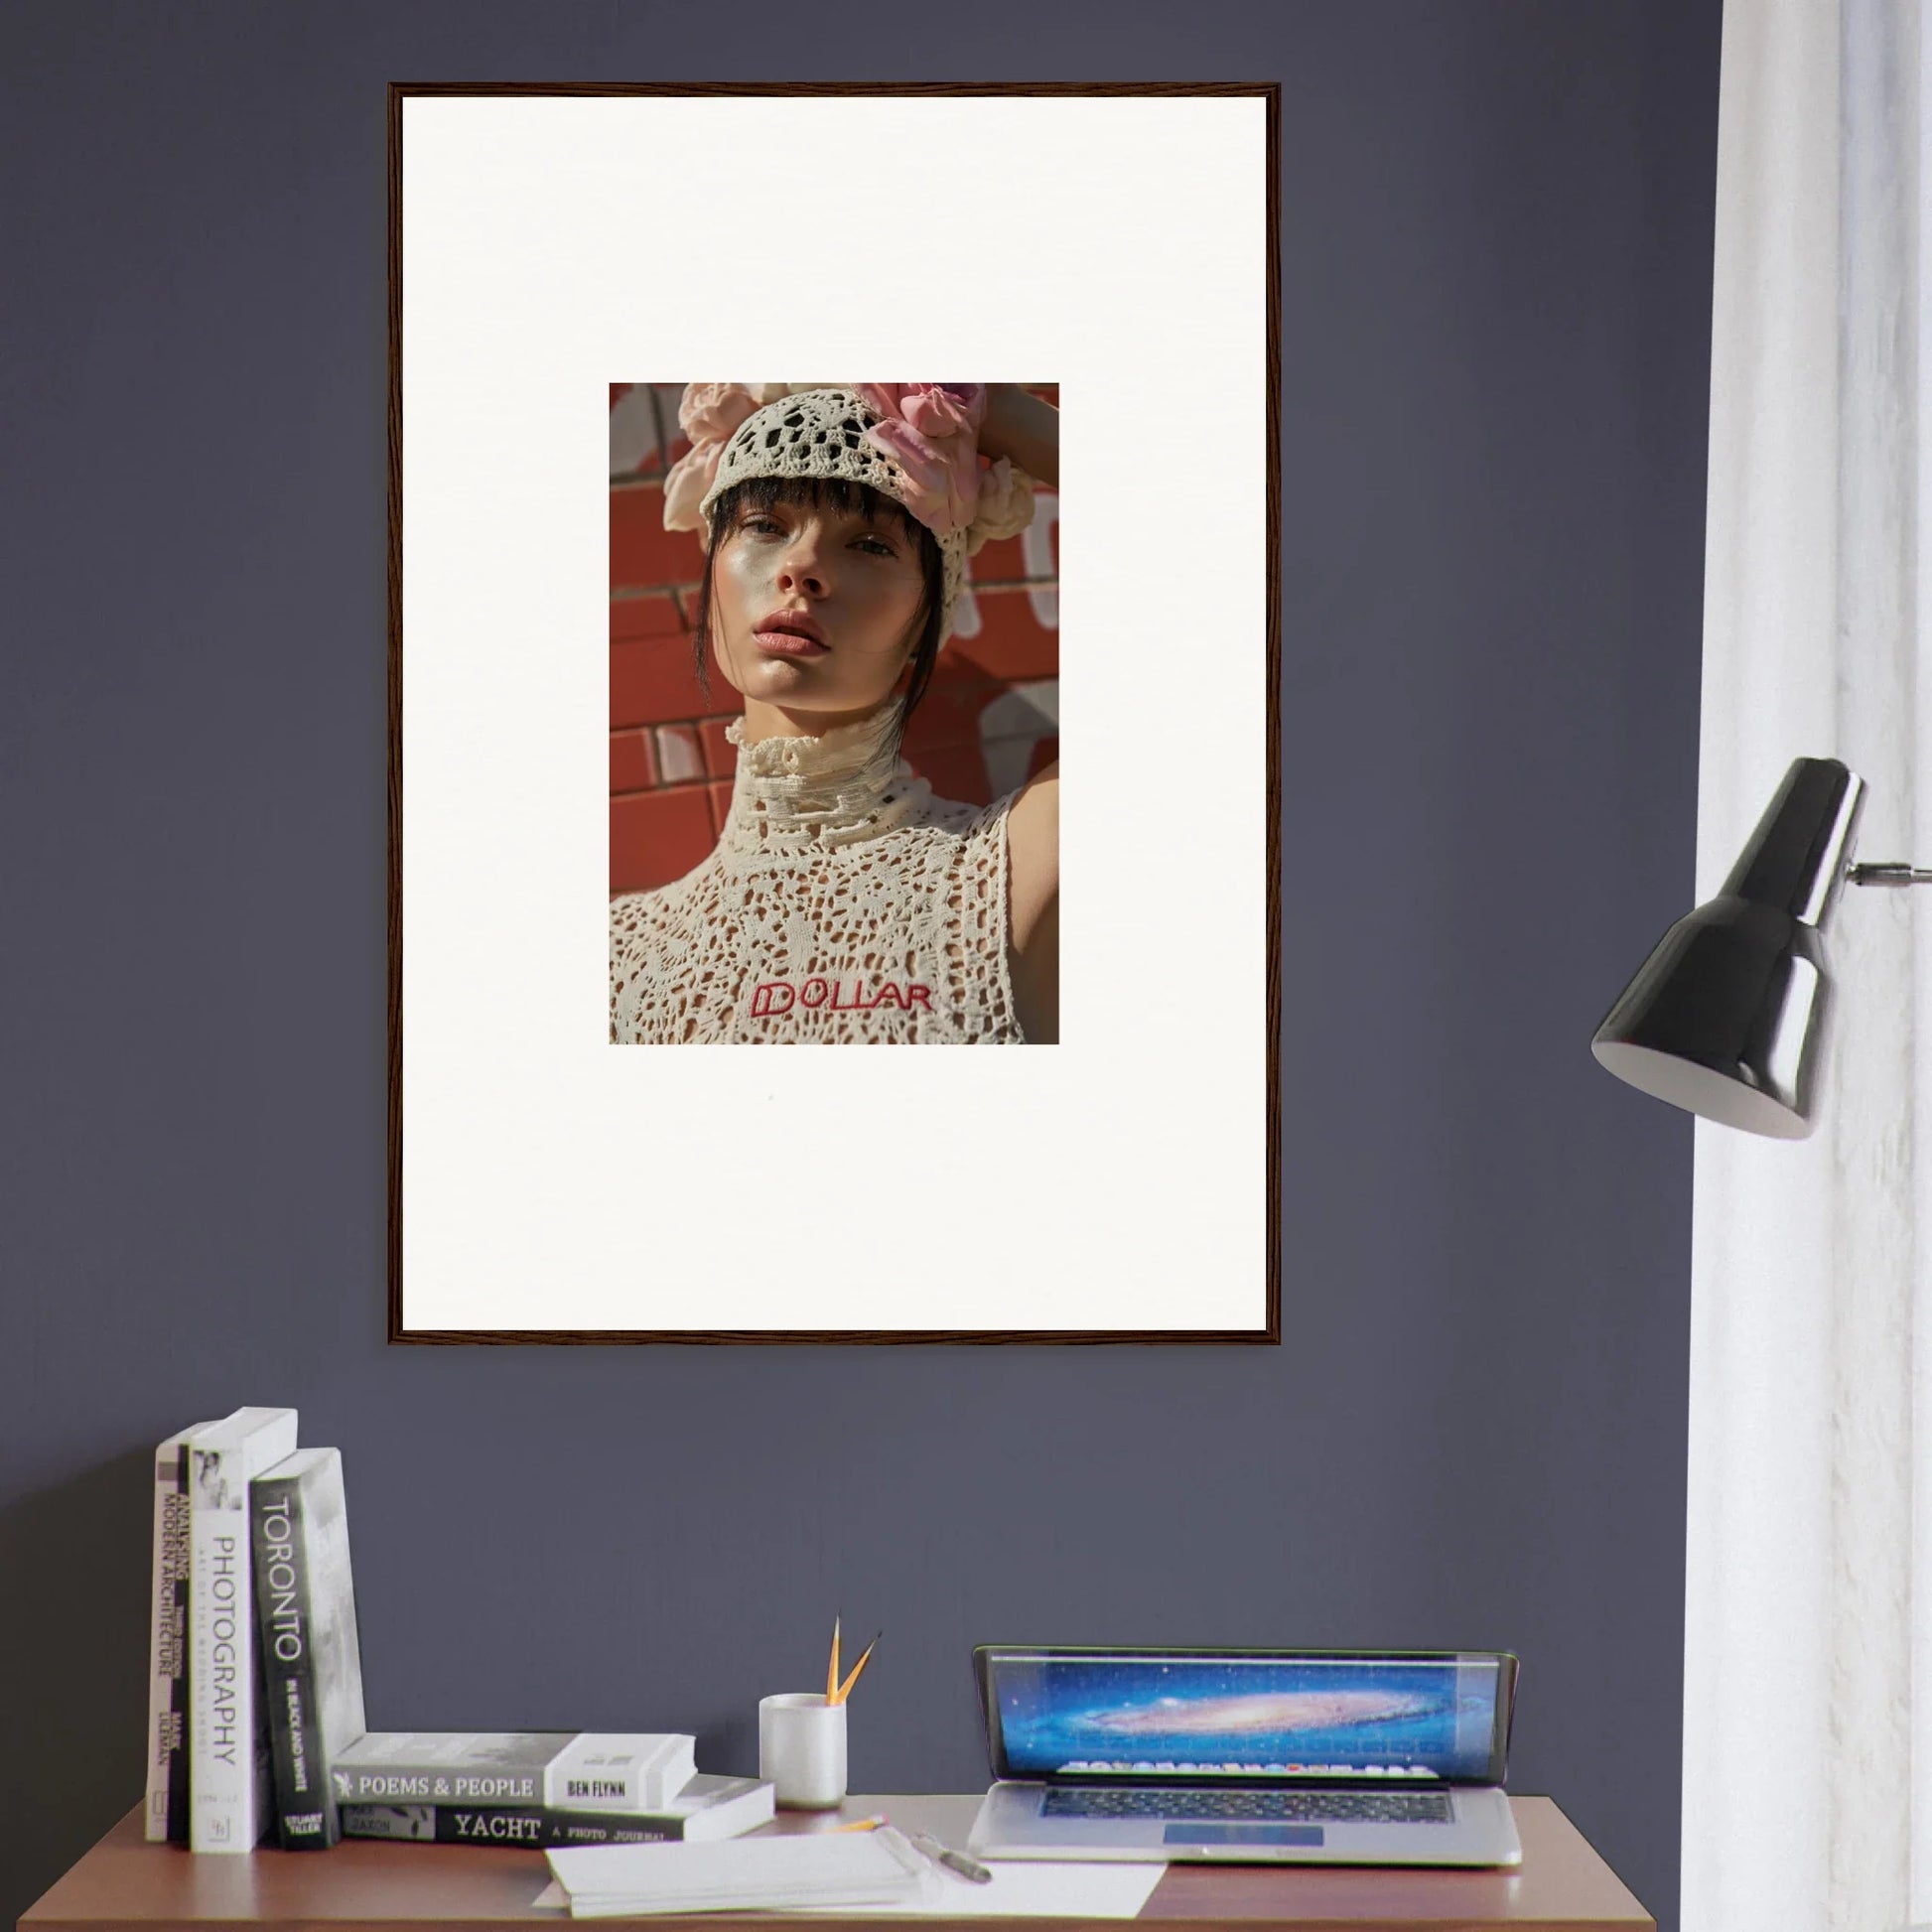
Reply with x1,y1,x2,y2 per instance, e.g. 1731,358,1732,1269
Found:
144,1421,214,1842
331,1731,697,1812
188,1406,298,1853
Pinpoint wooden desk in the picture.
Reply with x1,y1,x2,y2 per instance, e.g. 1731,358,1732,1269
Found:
20,1794,1653,1932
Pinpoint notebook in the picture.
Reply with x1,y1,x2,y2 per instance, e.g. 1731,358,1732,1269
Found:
965,1644,1523,1867
544,1826,930,1917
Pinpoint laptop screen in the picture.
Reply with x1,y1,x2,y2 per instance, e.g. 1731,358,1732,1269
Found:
976,1647,1516,1786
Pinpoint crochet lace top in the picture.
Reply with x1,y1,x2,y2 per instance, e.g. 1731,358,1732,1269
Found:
609,713,1028,1044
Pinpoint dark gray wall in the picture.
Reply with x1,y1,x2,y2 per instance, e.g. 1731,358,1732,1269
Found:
0,4,1718,1926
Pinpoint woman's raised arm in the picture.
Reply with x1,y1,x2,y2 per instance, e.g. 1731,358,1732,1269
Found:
979,384,1059,489
982,385,1058,1038
1005,760,1059,1043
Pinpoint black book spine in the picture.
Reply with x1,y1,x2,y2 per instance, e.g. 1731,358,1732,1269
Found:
164,1445,194,1844
342,1802,691,1848
251,1473,336,1848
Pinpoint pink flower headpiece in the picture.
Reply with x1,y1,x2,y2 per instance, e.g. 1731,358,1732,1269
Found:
659,381,792,533
661,381,1032,557
845,384,988,538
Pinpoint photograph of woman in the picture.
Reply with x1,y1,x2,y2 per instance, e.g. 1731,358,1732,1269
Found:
609,381,1060,1045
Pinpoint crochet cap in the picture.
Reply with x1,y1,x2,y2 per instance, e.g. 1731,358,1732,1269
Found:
694,387,1026,646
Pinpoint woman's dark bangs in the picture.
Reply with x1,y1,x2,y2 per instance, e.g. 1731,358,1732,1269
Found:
736,473,924,550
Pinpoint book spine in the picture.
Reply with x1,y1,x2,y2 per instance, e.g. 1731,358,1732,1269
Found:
165,1442,197,1843
252,1471,335,1848
341,1802,693,1848
546,1735,694,1812
333,1764,544,1806
143,1444,192,1842
189,1447,259,1852
547,1765,642,1810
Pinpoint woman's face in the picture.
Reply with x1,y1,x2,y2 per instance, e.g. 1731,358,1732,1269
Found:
708,487,929,723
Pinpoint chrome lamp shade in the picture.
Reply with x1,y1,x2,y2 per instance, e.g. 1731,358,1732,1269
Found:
1589,758,1865,1140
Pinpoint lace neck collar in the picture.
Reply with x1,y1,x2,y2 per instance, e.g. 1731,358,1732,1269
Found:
718,710,933,855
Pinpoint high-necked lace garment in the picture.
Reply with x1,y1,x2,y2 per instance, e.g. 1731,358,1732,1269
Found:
610,714,1027,1043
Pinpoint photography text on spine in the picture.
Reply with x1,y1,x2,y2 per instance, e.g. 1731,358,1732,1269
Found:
208,1537,238,1762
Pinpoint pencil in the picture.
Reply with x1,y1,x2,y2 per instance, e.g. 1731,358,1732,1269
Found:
827,1614,841,1704
833,1631,879,1705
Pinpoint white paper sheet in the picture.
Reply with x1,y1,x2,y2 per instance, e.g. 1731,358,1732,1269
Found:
532,1860,1168,1917
795,1861,1168,1917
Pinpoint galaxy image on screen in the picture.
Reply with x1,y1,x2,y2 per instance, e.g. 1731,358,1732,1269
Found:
994,1655,1502,1781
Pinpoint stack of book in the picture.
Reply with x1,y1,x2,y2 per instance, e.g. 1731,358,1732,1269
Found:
333,1737,772,1849
145,1406,773,1854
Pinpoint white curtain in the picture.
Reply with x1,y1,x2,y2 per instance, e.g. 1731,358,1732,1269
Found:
1685,4,1932,1930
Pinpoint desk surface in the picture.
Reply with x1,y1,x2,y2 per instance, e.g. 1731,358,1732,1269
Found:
21,1795,1653,1932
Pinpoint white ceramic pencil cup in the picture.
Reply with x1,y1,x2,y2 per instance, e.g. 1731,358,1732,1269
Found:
759,1693,847,1810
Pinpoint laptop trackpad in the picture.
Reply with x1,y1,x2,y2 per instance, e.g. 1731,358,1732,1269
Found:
1165,1825,1324,1848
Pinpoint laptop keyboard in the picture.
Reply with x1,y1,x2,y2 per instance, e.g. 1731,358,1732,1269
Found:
1042,1786,1454,1826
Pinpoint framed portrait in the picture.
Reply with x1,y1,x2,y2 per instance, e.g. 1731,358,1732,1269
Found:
389,83,1279,1343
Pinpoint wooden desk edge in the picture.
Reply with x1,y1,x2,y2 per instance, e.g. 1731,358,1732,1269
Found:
20,1794,1655,1932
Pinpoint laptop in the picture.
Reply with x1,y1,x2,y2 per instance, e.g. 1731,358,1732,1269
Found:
966,1644,1522,1867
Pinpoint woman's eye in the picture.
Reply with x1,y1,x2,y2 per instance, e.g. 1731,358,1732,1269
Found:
744,515,893,557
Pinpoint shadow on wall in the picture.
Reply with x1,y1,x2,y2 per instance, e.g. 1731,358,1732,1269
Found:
609,382,1062,896
0,1448,153,1923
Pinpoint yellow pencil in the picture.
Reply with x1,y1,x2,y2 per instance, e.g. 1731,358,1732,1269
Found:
826,1614,841,1704
833,1631,880,1705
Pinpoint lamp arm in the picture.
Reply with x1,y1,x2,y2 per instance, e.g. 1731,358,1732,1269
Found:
1848,862,1932,887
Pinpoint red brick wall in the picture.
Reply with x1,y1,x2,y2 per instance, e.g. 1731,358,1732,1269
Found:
610,383,1060,896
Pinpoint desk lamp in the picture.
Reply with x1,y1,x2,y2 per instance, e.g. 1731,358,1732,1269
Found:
1590,755,1930,1138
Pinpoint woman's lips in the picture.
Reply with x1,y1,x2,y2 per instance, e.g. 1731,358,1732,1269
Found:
753,626,830,659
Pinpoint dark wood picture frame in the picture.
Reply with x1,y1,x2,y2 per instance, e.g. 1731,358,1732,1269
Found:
386,81,1281,1345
